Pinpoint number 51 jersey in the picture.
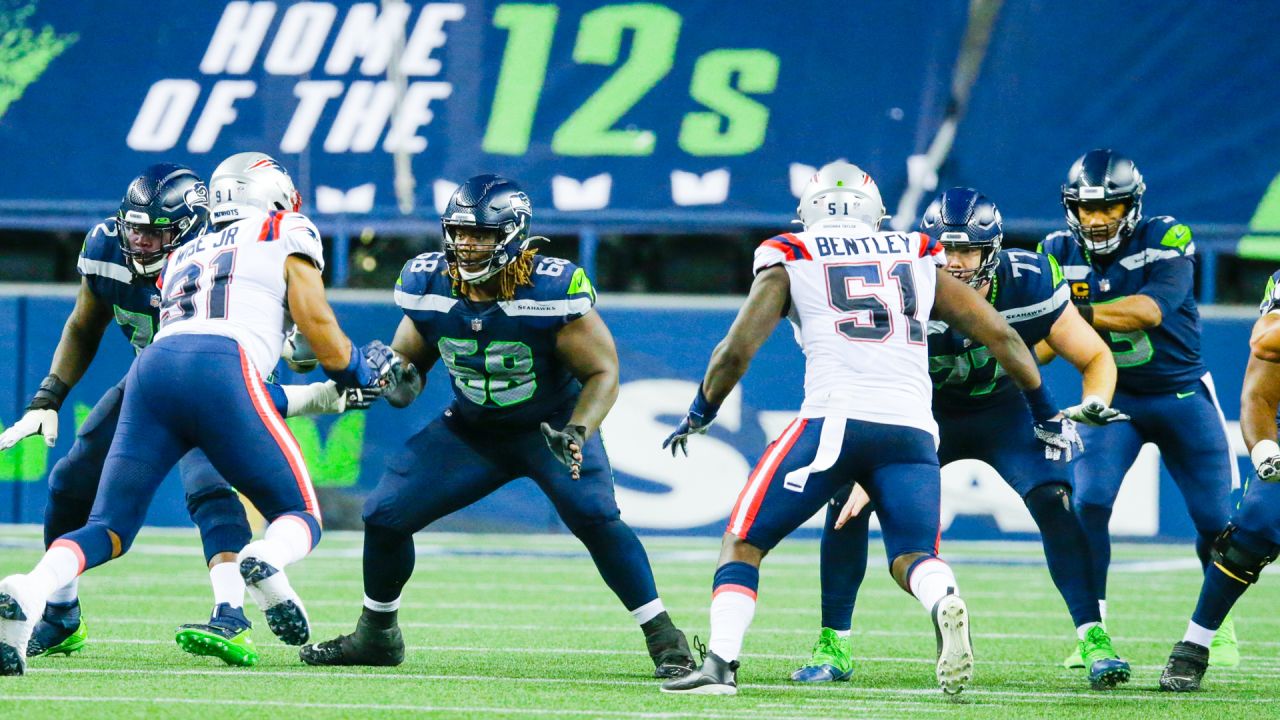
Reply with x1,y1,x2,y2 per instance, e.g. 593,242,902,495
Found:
754,222,947,439
155,210,325,376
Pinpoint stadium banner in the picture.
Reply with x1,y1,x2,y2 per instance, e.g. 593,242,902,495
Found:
0,294,1256,542
0,0,965,227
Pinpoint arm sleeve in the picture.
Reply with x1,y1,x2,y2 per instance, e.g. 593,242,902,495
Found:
1139,256,1195,319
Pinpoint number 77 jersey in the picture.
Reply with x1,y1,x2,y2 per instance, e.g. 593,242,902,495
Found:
154,209,326,376
754,224,946,439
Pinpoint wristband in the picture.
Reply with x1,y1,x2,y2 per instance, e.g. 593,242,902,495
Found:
1023,383,1058,423
1251,439,1280,471
322,343,363,388
689,385,721,424
1075,303,1095,325
29,374,70,411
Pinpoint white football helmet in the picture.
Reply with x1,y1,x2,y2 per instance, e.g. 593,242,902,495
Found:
796,161,887,230
209,152,302,225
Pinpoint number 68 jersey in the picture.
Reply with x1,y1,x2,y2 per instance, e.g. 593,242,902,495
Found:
754,222,946,439
154,210,325,376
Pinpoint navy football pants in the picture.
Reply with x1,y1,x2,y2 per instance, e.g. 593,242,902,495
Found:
58,335,320,570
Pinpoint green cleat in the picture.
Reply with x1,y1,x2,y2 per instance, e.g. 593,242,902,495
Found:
27,616,88,658
789,627,854,682
1062,643,1086,669
1080,625,1130,690
1209,614,1239,668
175,623,258,667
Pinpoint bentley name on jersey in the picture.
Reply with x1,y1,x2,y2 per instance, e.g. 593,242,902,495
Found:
930,249,1069,410
394,252,597,429
78,218,165,353
155,210,325,375
753,224,946,438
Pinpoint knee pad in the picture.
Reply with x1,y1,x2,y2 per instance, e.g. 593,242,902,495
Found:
1025,483,1072,517
1211,524,1280,585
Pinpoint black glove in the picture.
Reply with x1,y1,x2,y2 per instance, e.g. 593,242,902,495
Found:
343,385,384,410
540,422,587,480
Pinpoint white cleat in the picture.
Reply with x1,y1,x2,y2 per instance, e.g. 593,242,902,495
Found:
0,575,45,676
932,594,974,696
237,543,310,646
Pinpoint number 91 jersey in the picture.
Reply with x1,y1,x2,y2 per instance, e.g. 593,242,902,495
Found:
754,223,946,439
394,252,597,430
154,210,325,376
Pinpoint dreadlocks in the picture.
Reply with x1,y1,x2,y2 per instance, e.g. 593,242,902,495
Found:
450,248,539,301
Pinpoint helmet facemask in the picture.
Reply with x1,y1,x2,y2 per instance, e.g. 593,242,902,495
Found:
941,233,1001,289
1065,197,1139,256
442,213,530,283
117,213,195,277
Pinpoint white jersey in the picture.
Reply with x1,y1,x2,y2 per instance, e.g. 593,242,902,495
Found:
753,220,947,439
155,209,325,375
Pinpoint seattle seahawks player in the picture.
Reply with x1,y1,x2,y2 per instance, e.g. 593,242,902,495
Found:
660,164,1073,697
0,153,390,676
300,174,696,678
1160,272,1280,691
1040,150,1238,668
792,188,1130,691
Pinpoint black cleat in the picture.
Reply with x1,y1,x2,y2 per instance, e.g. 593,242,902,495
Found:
644,619,696,678
1160,641,1209,692
660,640,738,695
300,609,404,667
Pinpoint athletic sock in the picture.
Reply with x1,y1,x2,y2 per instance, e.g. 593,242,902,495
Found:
1075,621,1101,640
1076,501,1113,601
708,561,759,662
253,515,316,569
209,561,246,609
834,629,851,638
363,594,401,613
28,543,83,602
1190,564,1250,632
47,577,79,606
819,498,868,632
1183,620,1215,649
1098,599,1107,623
907,557,958,612
1025,484,1101,626
632,599,667,626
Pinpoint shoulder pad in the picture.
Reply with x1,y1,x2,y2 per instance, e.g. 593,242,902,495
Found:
1038,230,1072,256
994,249,1070,325
263,212,326,271
77,218,133,283
753,232,810,274
1143,216,1193,256
397,252,448,295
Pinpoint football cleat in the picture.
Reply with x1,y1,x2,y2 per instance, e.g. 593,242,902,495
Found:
1080,625,1130,690
175,604,258,667
1209,614,1240,668
26,601,88,657
790,627,854,682
645,625,695,679
300,608,404,667
238,547,310,646
0,575,45,676
1160,641,1209,692
1062,643,1087,669
660,641,738,696
932,594,974,696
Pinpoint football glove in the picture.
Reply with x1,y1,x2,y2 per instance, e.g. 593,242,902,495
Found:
1063,395,1130,426
1251,440,1280,482
1032,416,1084,462
0,374,68,450
326,340,396,390
541,422,587,480
384,355,423,409
662,386,720,457
282,326,319,373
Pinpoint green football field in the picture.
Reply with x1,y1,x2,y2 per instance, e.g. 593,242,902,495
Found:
1,526,1278,719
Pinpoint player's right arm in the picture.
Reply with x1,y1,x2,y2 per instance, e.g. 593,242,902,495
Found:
0,278,113,450
1042,303,1127,425
284,255,393,391
1241,318,1280,481
383,316,437,408
663,265,789,455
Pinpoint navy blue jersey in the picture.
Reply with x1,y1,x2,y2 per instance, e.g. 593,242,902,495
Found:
76,218,163,354
1040,216,1204,393
930,249,1068,411
395,252,597,430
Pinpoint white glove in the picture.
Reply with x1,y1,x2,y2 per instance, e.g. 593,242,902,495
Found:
1063,395,1130,426
1252,440,1280,482
283,381,345,417
0,408,59,450
282,326,319,373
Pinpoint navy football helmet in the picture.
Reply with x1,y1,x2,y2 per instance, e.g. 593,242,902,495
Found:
116,163,208,277
441,174,534,283
1061,149,1145,255
920,187,1003,288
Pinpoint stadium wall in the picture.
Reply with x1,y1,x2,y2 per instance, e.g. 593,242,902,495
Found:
0,291,1256,542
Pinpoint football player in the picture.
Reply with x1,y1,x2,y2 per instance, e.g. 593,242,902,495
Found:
300,174,696,678
0,153,390,676
1040,150,1238,667
0,163,355,667
1159,272,1280,691
659,163,1074,696
792,188,1130,691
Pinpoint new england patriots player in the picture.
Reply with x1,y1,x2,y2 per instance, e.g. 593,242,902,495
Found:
0,163,351,667
660,164,1074,697
1160,272,1280,691
791,188,1130,691
300,174,696,678
0,154,391,676
1039,150,1238,668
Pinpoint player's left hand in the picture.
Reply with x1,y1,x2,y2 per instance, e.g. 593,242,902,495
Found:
662,386,720,457
1063,395,1129,426
1251,440,1280,482
1032,415,1084,462
834,483,871,530
541,423,587,480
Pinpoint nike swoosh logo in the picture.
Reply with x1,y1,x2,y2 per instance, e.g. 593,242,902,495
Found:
1176,391,1196,399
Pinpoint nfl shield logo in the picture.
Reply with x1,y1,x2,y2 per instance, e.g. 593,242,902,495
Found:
150,295,162,308
1099,279,1111,292
471,318,483,332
